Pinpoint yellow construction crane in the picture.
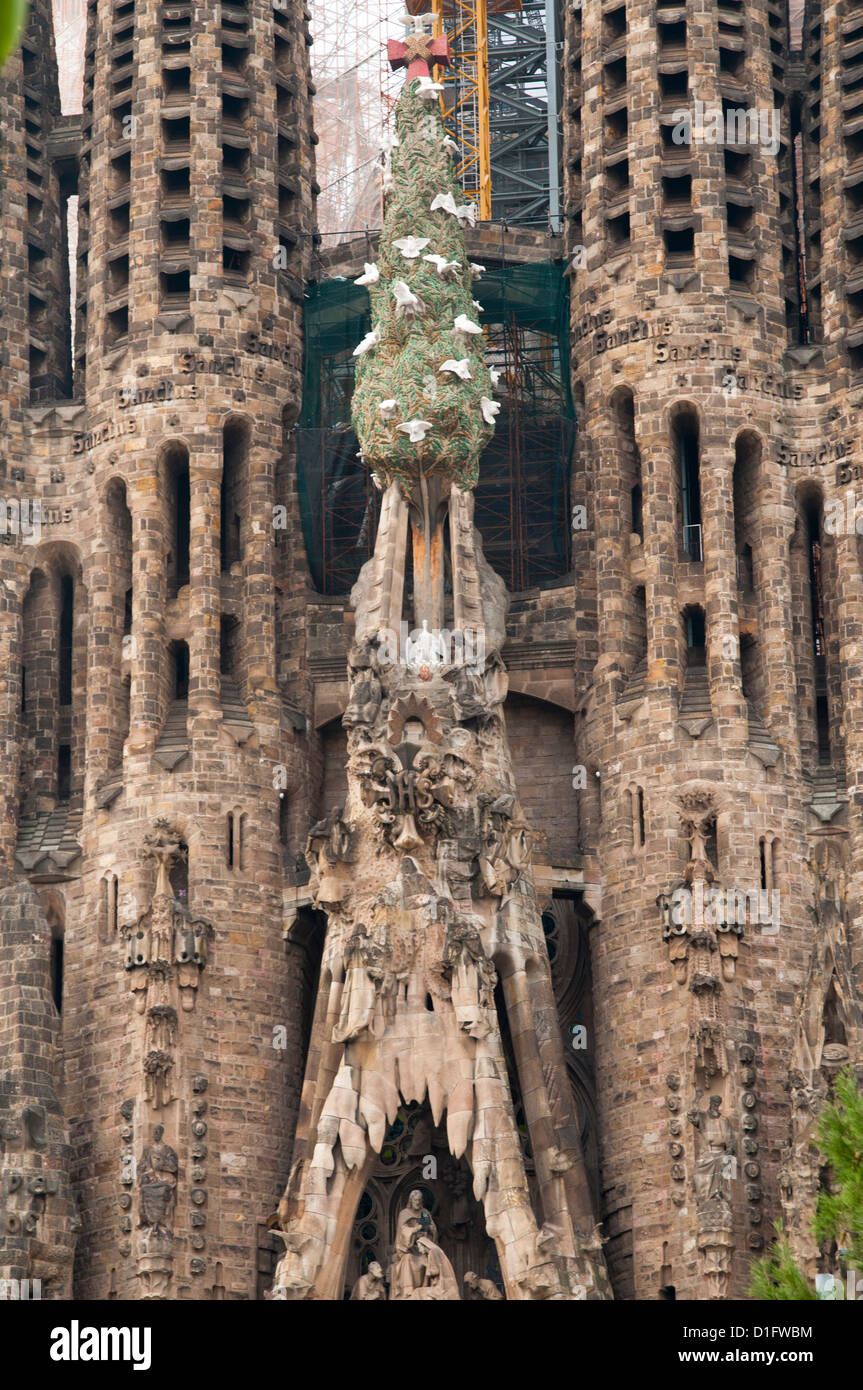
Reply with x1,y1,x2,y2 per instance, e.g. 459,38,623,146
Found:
430,0,492,221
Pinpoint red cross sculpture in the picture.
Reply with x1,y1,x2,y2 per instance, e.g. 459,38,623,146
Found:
387,29,450,80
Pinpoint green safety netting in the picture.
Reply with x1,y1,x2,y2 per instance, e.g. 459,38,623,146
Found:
297,259,574,595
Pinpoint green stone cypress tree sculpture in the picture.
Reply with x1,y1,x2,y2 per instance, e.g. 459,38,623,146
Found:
0,0,29,68
350,51,498,503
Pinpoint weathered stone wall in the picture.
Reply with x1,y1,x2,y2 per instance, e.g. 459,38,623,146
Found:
0,880,78,1299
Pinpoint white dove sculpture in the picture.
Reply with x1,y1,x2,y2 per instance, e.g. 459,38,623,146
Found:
453,313,482,339
442,136,459,157
430,191,459,217
378,399,399,419
423,253,462,279
354,263,379,286
480,397,501,425
392,236,430,260
391,279,423,317
439,359,473,380
397,419,433,442
469,262,486,278
352,327,380,357
415,76,444,101
455,202,477,227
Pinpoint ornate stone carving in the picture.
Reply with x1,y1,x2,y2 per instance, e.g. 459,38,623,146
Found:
389,1190,460,1300
121,822,214,1110
688,1096,736,1299
269,33,609,1305
350,1260,387,1300
464,1269,504,1300
135,1124,178,1301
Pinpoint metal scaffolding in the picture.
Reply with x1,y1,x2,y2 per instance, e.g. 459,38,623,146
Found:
426,0,561,229
308,0,405,237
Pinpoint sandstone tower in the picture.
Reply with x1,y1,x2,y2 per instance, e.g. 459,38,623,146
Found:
0,0,860,1303
564,0,863,1298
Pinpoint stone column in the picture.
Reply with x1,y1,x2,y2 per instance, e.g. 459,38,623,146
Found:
701,442,747,749
127,490,165,751
754,476,799,773
188,453,221,717
0,574,23,883
638,424,681,710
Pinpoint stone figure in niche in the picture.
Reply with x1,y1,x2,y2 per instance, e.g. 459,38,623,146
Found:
687,1095,735,1208
389,1190,460,1300
464,1270,504,1300
350,1260,387,1300
143,819,187,899
138,1124,178,1235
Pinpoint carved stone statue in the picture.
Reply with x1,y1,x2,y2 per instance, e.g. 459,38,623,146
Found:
688,1095,735,1209
464,1270,503,1300
350,1260,387,1300
138,1124,178,1235
389,1190,460,1300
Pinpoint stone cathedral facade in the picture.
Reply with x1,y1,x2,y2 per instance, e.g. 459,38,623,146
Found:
0,0,860,1303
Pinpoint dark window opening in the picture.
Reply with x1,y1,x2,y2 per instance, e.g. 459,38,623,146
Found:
663,173,691,206
664,226,694,258
675,412,702,560
606,106,628,143
160,166,190,199
106,305,129,343
603,57,627,92
631,483,643,538
659,20,686,49
223,245,251,276
606,159,629,196
50,936,64,1013
607,211,631,247
685,607,706,665
171,641,190,700
719,46,745,77
729,253,756,288
57,744,72,801
659,69,688,99
167,455,191,595
59,575,74,704
279,794,290,847
161,268,190,303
